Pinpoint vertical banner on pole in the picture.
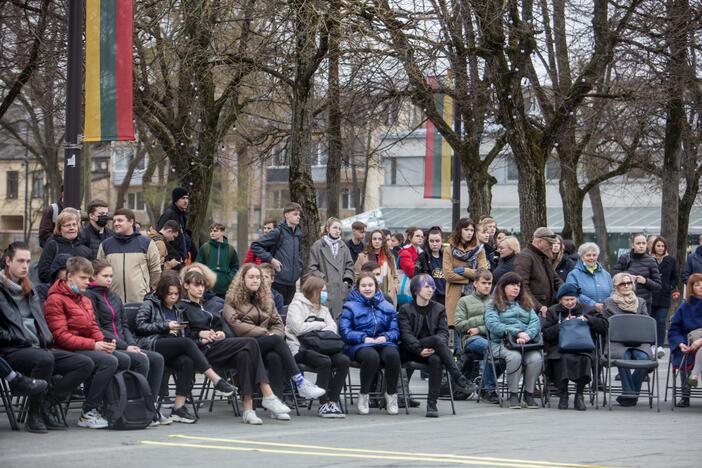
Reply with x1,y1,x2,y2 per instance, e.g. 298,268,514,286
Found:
423,76,452,200
84,0,135,142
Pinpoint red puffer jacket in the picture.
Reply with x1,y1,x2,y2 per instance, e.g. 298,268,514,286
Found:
44,280,104,351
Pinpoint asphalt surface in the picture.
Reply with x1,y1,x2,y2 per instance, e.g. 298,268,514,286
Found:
1,364,696,468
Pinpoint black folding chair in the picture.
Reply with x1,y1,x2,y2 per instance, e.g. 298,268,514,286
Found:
0,379,19,430
398,361,456,415
664,353,702,409
604,314,660,411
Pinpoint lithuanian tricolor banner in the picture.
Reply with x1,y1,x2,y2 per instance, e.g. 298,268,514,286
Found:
84,0,134,142
423,76,452,199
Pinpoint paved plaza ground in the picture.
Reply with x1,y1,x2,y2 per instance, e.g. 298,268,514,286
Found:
2,365,695,468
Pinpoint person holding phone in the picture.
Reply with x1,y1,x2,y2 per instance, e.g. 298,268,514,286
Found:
43,257,121,429
134,273,234,424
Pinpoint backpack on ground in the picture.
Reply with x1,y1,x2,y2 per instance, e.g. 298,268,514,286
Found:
102,370,156,430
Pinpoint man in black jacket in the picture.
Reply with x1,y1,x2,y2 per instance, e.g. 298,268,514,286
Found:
78,199,113,259
0,242,93,433
157,187,193,263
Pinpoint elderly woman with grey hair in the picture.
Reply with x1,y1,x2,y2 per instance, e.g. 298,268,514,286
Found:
565,242,613,313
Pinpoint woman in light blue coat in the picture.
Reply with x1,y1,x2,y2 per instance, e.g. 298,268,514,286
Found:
565,242,612,313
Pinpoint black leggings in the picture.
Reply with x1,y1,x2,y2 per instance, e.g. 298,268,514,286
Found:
295,350,350,403
256,334,300,398
205,337,268,396
355,346,401,394
154,336,211,397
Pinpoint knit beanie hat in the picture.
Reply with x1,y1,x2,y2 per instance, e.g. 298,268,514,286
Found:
556,283,579,300
172,187,189,204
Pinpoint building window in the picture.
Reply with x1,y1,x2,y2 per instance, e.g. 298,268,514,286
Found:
270,145,287,167
127,192,145,211
6,171,18,199
92,160,108,172
114,147,145,171
340,189,354,210
268,189,289,209
31,172,44,199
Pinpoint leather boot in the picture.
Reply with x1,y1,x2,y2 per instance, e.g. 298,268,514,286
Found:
25,405,48,434
42,398,67,430
558,392,569,410
425,397,439,418
574,393,587,411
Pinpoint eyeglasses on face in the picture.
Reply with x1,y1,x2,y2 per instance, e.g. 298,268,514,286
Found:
617,281,633,286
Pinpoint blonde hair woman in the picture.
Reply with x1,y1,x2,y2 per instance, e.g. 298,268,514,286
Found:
38,210,92,283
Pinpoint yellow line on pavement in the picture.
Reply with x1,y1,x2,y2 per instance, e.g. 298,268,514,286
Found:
141,440,578,467
139,435,619,468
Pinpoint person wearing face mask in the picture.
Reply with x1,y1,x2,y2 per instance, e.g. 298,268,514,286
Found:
285,276,349,418
43,257,122,429
309,217,355,319
355,229,399,307
78,199,113,259
38,210,92,284
543,283,606,411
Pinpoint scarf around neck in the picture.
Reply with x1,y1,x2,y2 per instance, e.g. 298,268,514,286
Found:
611,290,639,312
323,235,341,257
0,270,24,296
452,244,484,268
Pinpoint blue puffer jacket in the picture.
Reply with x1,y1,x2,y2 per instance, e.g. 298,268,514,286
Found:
565,260,613,307
339,289,399,360
668,297,702,368
484,300,541,348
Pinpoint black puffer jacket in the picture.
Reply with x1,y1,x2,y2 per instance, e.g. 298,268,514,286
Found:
554,256,576,283
492,254,516,286
134,292,185,350
651,255,678,309
38,235,92,283
180,299,235,348
612,250,662,310
85,284,136,349
0,284,53,348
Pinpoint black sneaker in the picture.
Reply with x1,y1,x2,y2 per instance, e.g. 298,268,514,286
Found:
42,401,67,430
454,374,476,396
170,405,197,424
509,393,521,409
480,389,500,404
675,397,690,408
524,392,539,409
213,379,235,396
9,373,48,396
615,396,637,407
425,400,439,418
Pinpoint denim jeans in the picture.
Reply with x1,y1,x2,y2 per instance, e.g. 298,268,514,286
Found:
650,306,668,348
618,349,649,399
465,337,498,390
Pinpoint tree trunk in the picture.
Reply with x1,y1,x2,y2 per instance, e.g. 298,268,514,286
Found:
660,0,689,254
558,148,585,244
236,146,250,259
115,147,147,209
586,159,610,269
514,147,548,240
464,158,494,222
325,0,342,219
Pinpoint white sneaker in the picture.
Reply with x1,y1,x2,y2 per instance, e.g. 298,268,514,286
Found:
385,393,399,415
242,410,263,425
656,346,666,359
269,411,291,421
77,409,109,429
297,379,326,399
261,395,291,414
357,393,370,415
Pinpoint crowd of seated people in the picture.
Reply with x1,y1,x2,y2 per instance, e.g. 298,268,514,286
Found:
3,198,700,435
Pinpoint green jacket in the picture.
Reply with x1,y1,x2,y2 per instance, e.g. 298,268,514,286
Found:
454,292,490,348
195,237,239,295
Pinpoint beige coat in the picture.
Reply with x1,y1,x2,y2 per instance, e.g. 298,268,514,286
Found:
354,252,398,307
284,293,338,355
222,300,285,337
442,245,489,326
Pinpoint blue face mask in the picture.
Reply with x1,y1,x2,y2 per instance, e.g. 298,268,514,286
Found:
320,291,329,305
69,283,81,295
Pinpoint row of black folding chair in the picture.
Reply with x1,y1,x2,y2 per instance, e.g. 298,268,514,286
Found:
663,354,702,410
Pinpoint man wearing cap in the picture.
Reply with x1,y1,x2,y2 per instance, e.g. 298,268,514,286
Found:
514,227,562,317
157,187,192,266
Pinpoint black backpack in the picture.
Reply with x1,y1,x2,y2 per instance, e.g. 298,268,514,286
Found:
102,370,156,430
